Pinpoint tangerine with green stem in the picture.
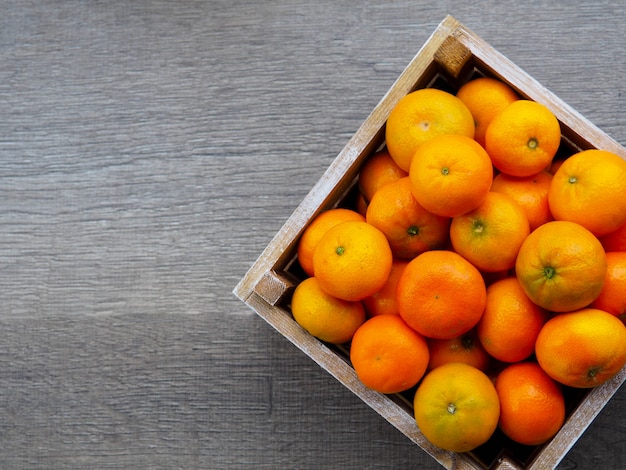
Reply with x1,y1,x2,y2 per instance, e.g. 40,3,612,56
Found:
366,177,450,259
414,362,500,452
485,100,561,177
515,220,607,312
312,220,393,301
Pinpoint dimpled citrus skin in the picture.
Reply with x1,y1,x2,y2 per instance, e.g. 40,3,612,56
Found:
385,88,475,172
450,191,530,273
456,76,520,147
515,220,607,312
312,220,392,301
477,276,548,363
397,250,487,339
350,315,429,394
297,208,365,277
362,258,408,317
535,308,626,388
366,177,450,259
413,362,500,452
548,149,626,236
485,99,561,177
409,134,493,218
291,277,365,344
495,361,565,446
591,251,626,321
490,170,554,231
358,148,407,203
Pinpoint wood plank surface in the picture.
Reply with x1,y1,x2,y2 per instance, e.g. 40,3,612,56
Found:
1,1,625,468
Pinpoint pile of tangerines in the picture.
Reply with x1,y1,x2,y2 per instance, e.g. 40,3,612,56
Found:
290,77,626,453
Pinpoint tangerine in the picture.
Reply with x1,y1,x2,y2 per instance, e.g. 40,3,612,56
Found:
385,88,475,171
413,362,500,452
485,100,561,177
297,208,365,276
477,276,548,363
350,315,429,394
495,361,565,446
450,191,530,272
291,277,366,344
548,149,626,236
313,220,392,301
515,220,607,312
366,177,450,259
409,134,493,218
535,308,626,388
397,250,487,339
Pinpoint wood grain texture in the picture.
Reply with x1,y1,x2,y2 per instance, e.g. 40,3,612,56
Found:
1,1,625,469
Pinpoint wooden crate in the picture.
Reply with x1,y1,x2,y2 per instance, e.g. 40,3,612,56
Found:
233,15,626,470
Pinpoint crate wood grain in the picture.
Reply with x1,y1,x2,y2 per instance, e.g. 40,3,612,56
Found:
234,15,626,470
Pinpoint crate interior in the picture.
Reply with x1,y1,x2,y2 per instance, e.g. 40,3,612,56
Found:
273,57,597,469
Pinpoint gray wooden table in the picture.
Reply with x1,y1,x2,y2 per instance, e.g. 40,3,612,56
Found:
1,1,624,469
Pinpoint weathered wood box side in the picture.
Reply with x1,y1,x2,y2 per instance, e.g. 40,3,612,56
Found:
233,15,626,470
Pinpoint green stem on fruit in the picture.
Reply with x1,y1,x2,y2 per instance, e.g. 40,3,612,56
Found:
588,366,601,381
472,219,484,234
461,334,474,350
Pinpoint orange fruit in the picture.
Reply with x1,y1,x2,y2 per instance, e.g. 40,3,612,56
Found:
427,329,491,372
515,220,607,312
456,76,519,147
362,258,408,317
313,220,392,301
591,251,626,322
365,177,450,259
397,250,487,339
495,361,565,446
548,149,626,236
358,148,408,203
409,134,493,218
490,170,554,231
297,208,365,276
485,100,561,177
450,191,530,272
385,88,475,171
477,276,548,363
535,308,626,388
290,277,366,344
599,221,626,252
413,362,500,452
350,315,429,394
